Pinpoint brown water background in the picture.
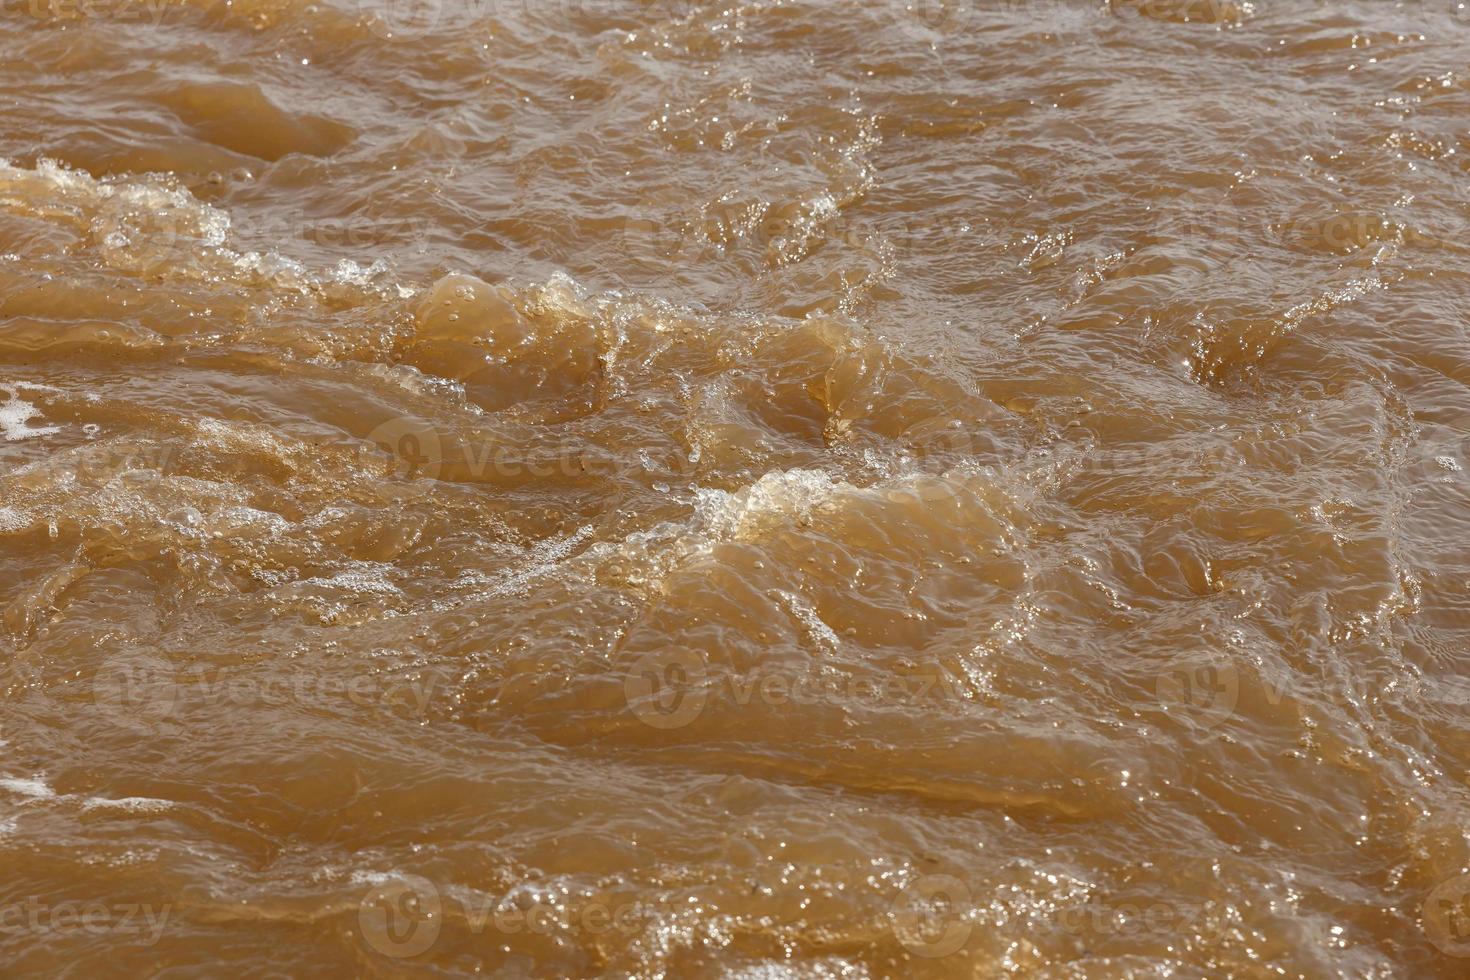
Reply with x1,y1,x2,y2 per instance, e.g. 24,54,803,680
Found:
2,0,1470,975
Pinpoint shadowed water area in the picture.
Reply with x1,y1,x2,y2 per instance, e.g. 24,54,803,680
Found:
1,0,1469,975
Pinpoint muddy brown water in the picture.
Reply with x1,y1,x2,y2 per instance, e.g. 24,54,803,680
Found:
2,0,1470,976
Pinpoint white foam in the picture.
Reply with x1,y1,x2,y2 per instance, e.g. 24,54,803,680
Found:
331,257,393,285
291,562,404,597
0,776,55,799
80,796,175,813
691,468,841,541
574,469,845,592
0,384,61,442
2,159,410,301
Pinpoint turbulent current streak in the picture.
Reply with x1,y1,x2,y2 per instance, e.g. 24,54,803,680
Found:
1,0,1470,976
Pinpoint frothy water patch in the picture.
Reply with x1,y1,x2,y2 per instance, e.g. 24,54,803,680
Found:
78,796,176,813
0,777,172,814
0,776,56,799
0,384,61,442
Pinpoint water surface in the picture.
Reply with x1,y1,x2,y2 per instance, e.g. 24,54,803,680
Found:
2,0,1470,975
